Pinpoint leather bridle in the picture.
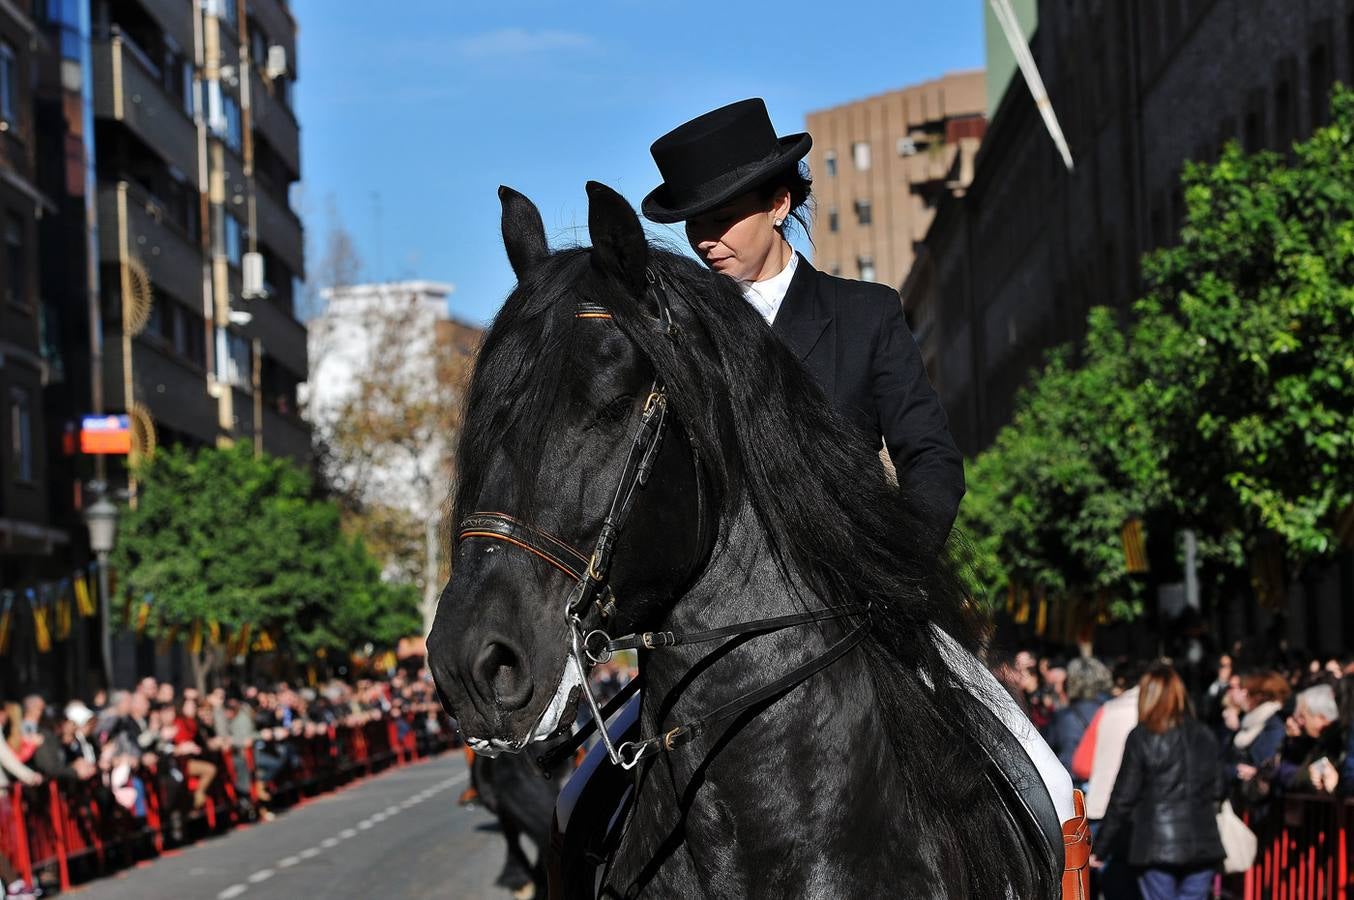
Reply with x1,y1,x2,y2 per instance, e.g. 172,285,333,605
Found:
455,269,868,771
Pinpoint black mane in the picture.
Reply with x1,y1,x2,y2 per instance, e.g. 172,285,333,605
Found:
457,245,1051,898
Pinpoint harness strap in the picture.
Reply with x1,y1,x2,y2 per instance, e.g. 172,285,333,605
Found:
595,604,868,656
457,512,590,580
616,621,871,769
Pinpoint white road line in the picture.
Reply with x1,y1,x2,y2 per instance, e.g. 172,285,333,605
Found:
339,827,358,839
321,836,340,848
299,847,321,859
384,805,400,815
277,856,300,868
218,886,247,900
248,869,275,884
357,820,374,830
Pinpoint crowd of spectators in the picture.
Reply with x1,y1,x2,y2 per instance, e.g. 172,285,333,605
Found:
0,669,445,898
996,646,1354,898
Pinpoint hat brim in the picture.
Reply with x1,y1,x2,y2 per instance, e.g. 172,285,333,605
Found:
641,133,812,225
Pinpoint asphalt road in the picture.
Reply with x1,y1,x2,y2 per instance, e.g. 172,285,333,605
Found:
72,753,538,900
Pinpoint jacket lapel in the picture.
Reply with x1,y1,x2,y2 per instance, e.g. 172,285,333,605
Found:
772,254,830,361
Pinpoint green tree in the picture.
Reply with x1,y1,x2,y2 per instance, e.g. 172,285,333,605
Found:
111,444,420,688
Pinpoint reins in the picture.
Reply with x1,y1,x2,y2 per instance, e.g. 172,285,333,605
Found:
456,268,869,772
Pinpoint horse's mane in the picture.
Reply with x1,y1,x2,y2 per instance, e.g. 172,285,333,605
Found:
457,246,1052,897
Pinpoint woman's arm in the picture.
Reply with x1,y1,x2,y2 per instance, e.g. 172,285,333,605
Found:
1093,729,1145,855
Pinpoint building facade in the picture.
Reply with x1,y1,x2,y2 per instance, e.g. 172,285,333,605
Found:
907,0,1354,458
806,72,986,292
2,0,308,698
906,0,1354,651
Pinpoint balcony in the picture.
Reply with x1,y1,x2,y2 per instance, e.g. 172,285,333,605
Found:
92,35,198,178
260,404,310,464
241,293,307,379
137,0,196,56
254,178,303,278
247,0,298,72
96,180,206,308
109,336,220,445
250,69,300,178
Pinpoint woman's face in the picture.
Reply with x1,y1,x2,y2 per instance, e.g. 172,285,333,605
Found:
684,189,790,282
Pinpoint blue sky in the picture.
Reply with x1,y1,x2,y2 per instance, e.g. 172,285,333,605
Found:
294,1,985,325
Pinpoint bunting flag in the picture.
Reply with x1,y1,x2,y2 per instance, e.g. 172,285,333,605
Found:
1013,586,1032,625
306,664,318,687
1034,589,1049,637
209,620,222,645
55,580,73,640
135,593,153,636
230,622,253,658
30,588,52,653
74,572,96,618
157,622,180,654
188,619,204,656
1122,518,1149,573
252,628,276,653
0,591,13,655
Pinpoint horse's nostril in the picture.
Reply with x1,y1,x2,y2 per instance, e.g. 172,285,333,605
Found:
474,640,532,711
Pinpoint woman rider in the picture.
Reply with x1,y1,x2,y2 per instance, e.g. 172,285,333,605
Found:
641,98,965,548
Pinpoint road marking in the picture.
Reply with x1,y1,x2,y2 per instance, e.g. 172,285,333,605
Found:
357,819,374,830
339,827,357,839
218,886,247,900
385,805,400,815
321,836,340,848
277,855,300,868
299,847,321,859
248,869,274,884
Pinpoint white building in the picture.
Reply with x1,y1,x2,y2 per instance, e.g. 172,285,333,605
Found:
303,281,456,632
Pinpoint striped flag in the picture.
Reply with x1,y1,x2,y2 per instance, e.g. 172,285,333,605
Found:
74,572,96,618
1121,518,1149,573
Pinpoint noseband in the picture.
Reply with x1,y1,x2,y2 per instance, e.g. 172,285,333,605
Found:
456,269,867,771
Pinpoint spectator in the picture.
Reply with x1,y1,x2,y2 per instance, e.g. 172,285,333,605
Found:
1047,656,1112,781
0,702,42,896
1082,659,1146,900
1223,671,1289,811
1092,663,1225,900
1280,684,1343,794
172,697,218,809
19,695,96,783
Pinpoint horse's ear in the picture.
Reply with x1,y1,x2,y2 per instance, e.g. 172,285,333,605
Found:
585,181,648,296
499,185,549,280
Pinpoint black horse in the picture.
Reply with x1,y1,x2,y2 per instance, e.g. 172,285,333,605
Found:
472,751,564,898
429,182,1069,898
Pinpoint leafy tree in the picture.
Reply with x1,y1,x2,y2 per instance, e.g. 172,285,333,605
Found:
111,444,420,688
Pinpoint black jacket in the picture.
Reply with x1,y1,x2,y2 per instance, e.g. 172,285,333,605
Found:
1096,720,1226,868
771,257,966,540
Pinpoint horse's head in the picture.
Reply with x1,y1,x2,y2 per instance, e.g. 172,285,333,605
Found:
428,183,712,753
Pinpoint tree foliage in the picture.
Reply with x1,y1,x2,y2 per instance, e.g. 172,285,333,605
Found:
110,444,420,681
957,85,1354,619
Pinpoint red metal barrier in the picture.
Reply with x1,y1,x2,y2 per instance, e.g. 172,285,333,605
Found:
0,712,454,893
1240,794,1350,900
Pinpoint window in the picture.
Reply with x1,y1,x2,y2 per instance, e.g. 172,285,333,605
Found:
212,0,239,29
852,141,871,171
0,42,15,123
857,256,876,282
9,389,32,482
5,213,23,306
827,207,838,233
854,199,872,226
180,59,195,118
220,329,252,387
224,213,243,267
173,305,207,368
251,28,269,67
1309,37,1333,128
221,93,242,152
824,150,837,177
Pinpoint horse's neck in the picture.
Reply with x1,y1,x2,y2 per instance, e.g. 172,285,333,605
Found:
617,503,907,894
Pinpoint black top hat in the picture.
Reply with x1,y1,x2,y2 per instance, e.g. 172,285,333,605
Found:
642,98,812,224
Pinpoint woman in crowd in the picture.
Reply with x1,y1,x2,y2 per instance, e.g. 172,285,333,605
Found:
173,696,218,809
1092,663,1225,900
1223,671,1290,809
1047,656,1113,785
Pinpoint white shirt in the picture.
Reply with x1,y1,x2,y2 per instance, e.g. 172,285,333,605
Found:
739,251,800,324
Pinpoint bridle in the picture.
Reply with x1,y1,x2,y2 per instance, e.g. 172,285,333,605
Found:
455,268,868,772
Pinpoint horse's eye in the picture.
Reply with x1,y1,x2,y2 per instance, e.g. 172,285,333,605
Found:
593,394,635,427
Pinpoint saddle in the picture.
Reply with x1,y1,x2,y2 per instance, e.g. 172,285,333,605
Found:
547,693,1094,900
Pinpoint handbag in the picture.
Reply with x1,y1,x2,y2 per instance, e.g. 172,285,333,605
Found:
1217,799,1258,874
1062,789,1092,900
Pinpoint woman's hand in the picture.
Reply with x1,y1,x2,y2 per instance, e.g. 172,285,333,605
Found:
1088,854,1105,870
1236,763,1258,782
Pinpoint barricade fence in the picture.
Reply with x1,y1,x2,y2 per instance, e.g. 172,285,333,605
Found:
1240,793,1352,900
0,712,455,893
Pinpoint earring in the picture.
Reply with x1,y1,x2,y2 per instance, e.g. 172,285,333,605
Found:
774,219,783,227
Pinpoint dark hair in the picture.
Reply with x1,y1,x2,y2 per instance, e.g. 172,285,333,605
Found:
754,161,814,239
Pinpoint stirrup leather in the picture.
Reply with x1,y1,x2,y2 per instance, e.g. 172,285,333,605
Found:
1061,789,1092,900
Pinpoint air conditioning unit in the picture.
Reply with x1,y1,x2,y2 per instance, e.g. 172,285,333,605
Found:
266,45,288,80
242,251,267,299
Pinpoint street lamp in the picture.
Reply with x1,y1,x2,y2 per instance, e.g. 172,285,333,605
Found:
84,494,120,690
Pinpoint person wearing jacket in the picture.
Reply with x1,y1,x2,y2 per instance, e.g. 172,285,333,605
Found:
1092,663,1225,900
1048,656,1112,782
642,98,965,550
1223,670,1289,811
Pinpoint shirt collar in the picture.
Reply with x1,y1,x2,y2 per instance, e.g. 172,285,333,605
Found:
739,251,800,324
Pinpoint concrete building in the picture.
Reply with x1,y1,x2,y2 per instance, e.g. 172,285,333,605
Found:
806,72,986,292
305,282,481,632
2,0,308,697
905,0,1354,651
